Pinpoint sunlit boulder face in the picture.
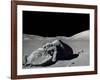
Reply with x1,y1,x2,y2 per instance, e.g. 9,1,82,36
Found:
24,40,79,67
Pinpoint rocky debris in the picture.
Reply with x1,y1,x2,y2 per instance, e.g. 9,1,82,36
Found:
23,40,79,67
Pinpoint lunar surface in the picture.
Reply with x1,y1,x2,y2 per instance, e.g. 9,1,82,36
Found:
23,30,89,68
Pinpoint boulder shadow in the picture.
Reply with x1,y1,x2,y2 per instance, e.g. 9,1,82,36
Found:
56,40,79,61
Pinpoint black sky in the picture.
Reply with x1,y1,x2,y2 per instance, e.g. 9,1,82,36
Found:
23,11,89,37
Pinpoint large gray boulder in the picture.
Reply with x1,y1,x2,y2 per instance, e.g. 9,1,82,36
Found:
23,40,79,67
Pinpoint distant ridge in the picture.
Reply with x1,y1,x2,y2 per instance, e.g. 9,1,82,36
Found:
70,30,89,40
23,30,89,41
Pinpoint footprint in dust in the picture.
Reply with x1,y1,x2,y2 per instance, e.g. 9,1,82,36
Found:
68,62,75,67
